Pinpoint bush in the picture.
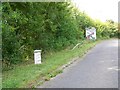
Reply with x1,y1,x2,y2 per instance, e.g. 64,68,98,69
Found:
2,2,118,68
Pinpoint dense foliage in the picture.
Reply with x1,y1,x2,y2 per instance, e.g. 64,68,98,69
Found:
2,2,118,68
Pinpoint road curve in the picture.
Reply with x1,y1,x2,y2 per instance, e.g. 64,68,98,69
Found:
37,39,118,88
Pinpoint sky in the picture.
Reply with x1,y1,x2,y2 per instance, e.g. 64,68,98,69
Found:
72,0,119,22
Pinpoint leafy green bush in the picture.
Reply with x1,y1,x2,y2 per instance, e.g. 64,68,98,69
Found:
2,2,118,68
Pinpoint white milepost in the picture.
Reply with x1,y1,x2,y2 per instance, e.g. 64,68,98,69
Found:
34,50,42,64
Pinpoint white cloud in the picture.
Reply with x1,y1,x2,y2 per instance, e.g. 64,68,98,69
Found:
72,0,119,22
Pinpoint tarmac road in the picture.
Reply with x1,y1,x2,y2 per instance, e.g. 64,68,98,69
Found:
37,39,118,88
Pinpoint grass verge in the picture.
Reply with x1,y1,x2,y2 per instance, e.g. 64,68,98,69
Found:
2,40,100,88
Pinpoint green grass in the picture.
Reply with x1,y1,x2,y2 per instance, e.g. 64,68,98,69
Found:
2,40,100,88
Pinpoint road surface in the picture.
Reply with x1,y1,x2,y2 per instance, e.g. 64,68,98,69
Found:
37,39,118,88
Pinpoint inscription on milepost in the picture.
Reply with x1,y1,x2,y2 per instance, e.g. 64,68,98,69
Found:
34,50,41,64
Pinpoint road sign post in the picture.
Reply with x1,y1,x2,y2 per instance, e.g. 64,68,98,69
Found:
86,27,96,40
